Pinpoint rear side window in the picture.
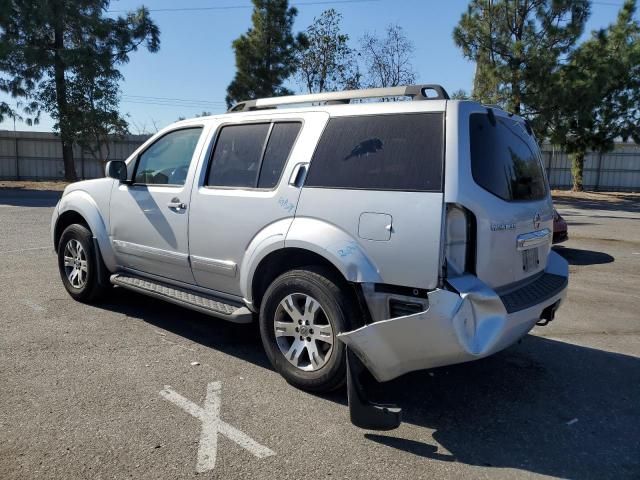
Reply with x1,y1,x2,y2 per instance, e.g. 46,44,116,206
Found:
207,122,301,189
258,123,302,188
207,123,270,188
470,113,547,201
305,113,444,191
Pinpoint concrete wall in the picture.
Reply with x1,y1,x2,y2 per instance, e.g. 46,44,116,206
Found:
0,130,149,181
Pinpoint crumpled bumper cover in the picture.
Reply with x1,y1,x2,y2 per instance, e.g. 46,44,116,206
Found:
337,250,569,382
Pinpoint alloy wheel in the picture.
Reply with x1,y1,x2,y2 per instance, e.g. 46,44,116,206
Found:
273,293,334,371
63,239,88,289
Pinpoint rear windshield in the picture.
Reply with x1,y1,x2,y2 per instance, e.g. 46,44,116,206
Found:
470,113,547,201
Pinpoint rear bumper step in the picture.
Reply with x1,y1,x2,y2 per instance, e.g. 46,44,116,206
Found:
500,272,568,314
110,274,253,323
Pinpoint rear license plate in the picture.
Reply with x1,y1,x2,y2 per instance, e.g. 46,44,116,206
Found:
522,248,539,272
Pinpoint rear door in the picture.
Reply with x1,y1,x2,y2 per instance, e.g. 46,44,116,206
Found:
447,103,554,289
295,103,446,290
187,112,328,296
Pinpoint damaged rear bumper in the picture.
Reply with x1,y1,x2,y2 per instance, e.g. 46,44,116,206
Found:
338,250,569,383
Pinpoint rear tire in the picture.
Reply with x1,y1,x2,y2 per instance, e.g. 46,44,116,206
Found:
57,224,110,303
259,267,362,393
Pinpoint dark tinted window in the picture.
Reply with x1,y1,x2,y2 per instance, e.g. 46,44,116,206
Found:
305,113,443,191
134,128,202,185
470,113,547,201
207,123,270,188
258,122,301,188
207,122,300,189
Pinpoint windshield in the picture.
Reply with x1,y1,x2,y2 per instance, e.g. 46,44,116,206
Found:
470,113,547,201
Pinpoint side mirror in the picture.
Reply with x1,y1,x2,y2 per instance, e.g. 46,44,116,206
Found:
106,160,128,182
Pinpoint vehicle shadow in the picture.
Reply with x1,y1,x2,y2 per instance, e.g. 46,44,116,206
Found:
127,186,179,249
0,188,61,207
100,289,639,479
553,246,614,265
100,288,272,370
368,335,640,479
558,211,640,221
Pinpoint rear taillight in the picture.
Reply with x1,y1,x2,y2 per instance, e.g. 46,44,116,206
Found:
444,204,476,276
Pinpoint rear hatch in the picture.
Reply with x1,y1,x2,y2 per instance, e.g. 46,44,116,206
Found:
444,103,554,290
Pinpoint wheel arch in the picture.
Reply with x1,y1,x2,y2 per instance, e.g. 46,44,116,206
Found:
243,217,382,309
54,210,90,252
55,191,116,270
251,248,349,311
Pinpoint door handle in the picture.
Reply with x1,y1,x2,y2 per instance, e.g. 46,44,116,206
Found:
167,198,187,210
289,163,309,187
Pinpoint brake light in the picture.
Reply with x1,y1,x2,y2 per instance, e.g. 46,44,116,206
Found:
444,204,476,276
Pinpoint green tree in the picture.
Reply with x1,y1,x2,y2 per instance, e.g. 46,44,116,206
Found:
450,89,470,100
453,0,590,118
473,48,500,104
59,63,129,165
0,101,15,123
295,9,359,93
360,24,416,88
177,111,213,121
0,0,159,180
549,0,640,191
226,0,304,108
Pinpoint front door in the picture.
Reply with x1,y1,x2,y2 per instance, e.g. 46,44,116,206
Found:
110,126,206,284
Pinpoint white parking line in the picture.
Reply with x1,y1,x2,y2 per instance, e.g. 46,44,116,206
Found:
0,246,50,254
160,382,275,473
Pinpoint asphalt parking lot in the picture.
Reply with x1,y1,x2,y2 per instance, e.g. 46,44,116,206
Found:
1,188,639,479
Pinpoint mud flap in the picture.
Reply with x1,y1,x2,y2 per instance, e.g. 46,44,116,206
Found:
346,347,402,430
92,237,108,288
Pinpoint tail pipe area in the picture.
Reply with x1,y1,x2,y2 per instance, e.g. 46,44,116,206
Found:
536,300,561,326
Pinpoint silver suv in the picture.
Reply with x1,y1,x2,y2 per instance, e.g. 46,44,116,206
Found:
51,85,568,408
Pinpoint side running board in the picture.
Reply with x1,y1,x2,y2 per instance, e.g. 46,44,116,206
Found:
110,274,253,324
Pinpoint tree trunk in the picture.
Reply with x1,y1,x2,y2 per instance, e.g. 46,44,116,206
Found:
571,151,585,192
53,6,77,181
61,141,76,181
511,67,521,115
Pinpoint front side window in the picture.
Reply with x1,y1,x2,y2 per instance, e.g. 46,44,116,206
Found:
305,113,444,191
134,127,203,186
470,113,547,201
207,122,301,189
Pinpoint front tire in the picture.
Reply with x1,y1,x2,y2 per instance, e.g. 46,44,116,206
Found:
259,267,361,392
57,224,110,302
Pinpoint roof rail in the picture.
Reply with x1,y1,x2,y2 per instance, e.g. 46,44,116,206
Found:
228,84,450,112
